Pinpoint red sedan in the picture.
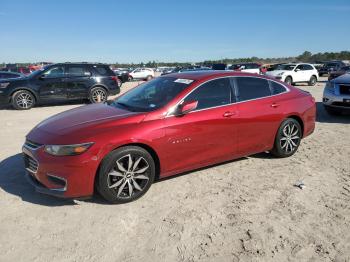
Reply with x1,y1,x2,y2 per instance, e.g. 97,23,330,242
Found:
23,71,316,203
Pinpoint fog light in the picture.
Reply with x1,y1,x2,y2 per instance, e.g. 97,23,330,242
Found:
47,174,67,190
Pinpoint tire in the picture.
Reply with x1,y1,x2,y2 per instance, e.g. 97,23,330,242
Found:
271,118,302,158
96,146,155,204
89,87,108,103
128,76,133,81
309,76,317,86
11,90,36,110
284,76,292,85
324,105,342,115
146,75,153,81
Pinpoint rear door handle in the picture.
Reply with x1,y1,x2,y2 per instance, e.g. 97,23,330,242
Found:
223,111,236,117
271,102,280,108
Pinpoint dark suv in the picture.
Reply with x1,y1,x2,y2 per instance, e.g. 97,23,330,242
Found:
0,63,120,110
318,61,346,76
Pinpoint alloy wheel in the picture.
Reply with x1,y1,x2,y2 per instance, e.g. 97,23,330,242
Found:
16,93,34,109
91,89,107,103
279,123,300,153
107,154,150,199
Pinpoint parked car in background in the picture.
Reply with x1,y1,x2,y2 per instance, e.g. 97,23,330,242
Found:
128,68,154,81
266,63,284,72
1,67,32,75
212,63,227,70
0,63,120,110
323,74,350,115
113,69,128,86
265,63,318,86
328,65,350,80
22,71,316,203
318,61,347,76
161,67,211,76
0,71,24,79
229,63,261,74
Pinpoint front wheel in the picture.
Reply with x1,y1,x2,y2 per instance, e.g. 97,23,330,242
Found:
271,118,302,158
12,90,36,110
284,76,292,85
97,146,155,204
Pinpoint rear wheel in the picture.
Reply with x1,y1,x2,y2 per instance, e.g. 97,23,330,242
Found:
309,76,317,86
12,90,36,110
97,146,155,204
89,87,107,103
146,75,153,81
271,118,302,158
284,76,292,85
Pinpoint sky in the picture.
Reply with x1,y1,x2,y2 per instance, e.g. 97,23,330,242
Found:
1,0,350,63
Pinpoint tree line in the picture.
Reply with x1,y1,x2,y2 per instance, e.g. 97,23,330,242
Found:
2,51,350,69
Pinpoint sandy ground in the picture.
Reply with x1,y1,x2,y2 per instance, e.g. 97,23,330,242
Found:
0,77,349,262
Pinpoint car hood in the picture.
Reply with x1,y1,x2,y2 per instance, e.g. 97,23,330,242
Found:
0,76,28,83
332,73,350,84
27,103,146,143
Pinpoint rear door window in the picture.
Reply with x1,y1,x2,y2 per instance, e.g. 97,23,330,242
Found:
236,77,271,101
302,64,313,70
67,66,91,77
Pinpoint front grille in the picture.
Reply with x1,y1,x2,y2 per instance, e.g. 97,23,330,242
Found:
339,85,350,95
23,154,39,173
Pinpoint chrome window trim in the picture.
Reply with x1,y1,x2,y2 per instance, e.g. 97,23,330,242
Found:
166,75,290,117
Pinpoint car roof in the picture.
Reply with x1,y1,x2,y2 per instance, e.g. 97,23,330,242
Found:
161,70,273,81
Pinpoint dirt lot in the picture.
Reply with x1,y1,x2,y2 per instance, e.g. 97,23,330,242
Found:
0,77,349,262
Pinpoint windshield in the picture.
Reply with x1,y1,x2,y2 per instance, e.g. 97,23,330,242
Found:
276,64,296,71
112,77,193,112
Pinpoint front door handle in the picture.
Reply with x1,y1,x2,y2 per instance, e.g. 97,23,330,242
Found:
223,111,236,117
271,102,280,108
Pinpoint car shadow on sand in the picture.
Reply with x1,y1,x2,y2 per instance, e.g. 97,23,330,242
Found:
0,153,77,206
316,102,350,124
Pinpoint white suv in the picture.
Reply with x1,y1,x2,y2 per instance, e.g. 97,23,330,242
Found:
266,63,318,86
129,68,154,81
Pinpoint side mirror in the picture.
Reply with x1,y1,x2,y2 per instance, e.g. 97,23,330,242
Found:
39,74,46,80
175,100,198,116
295,68,300,72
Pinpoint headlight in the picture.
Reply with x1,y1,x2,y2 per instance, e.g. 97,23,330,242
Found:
278,72,284,76
0,82,10,89
44,142,94,156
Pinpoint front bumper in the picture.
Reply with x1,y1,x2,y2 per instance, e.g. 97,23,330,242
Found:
22,143,99,198
323,88,350,110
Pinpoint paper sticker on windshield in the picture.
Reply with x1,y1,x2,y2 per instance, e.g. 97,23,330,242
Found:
174,79,194,84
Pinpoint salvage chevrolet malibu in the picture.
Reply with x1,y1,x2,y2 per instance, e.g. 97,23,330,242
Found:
23,71,316,203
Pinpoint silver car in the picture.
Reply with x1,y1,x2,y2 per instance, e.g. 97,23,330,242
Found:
323,74,350,115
